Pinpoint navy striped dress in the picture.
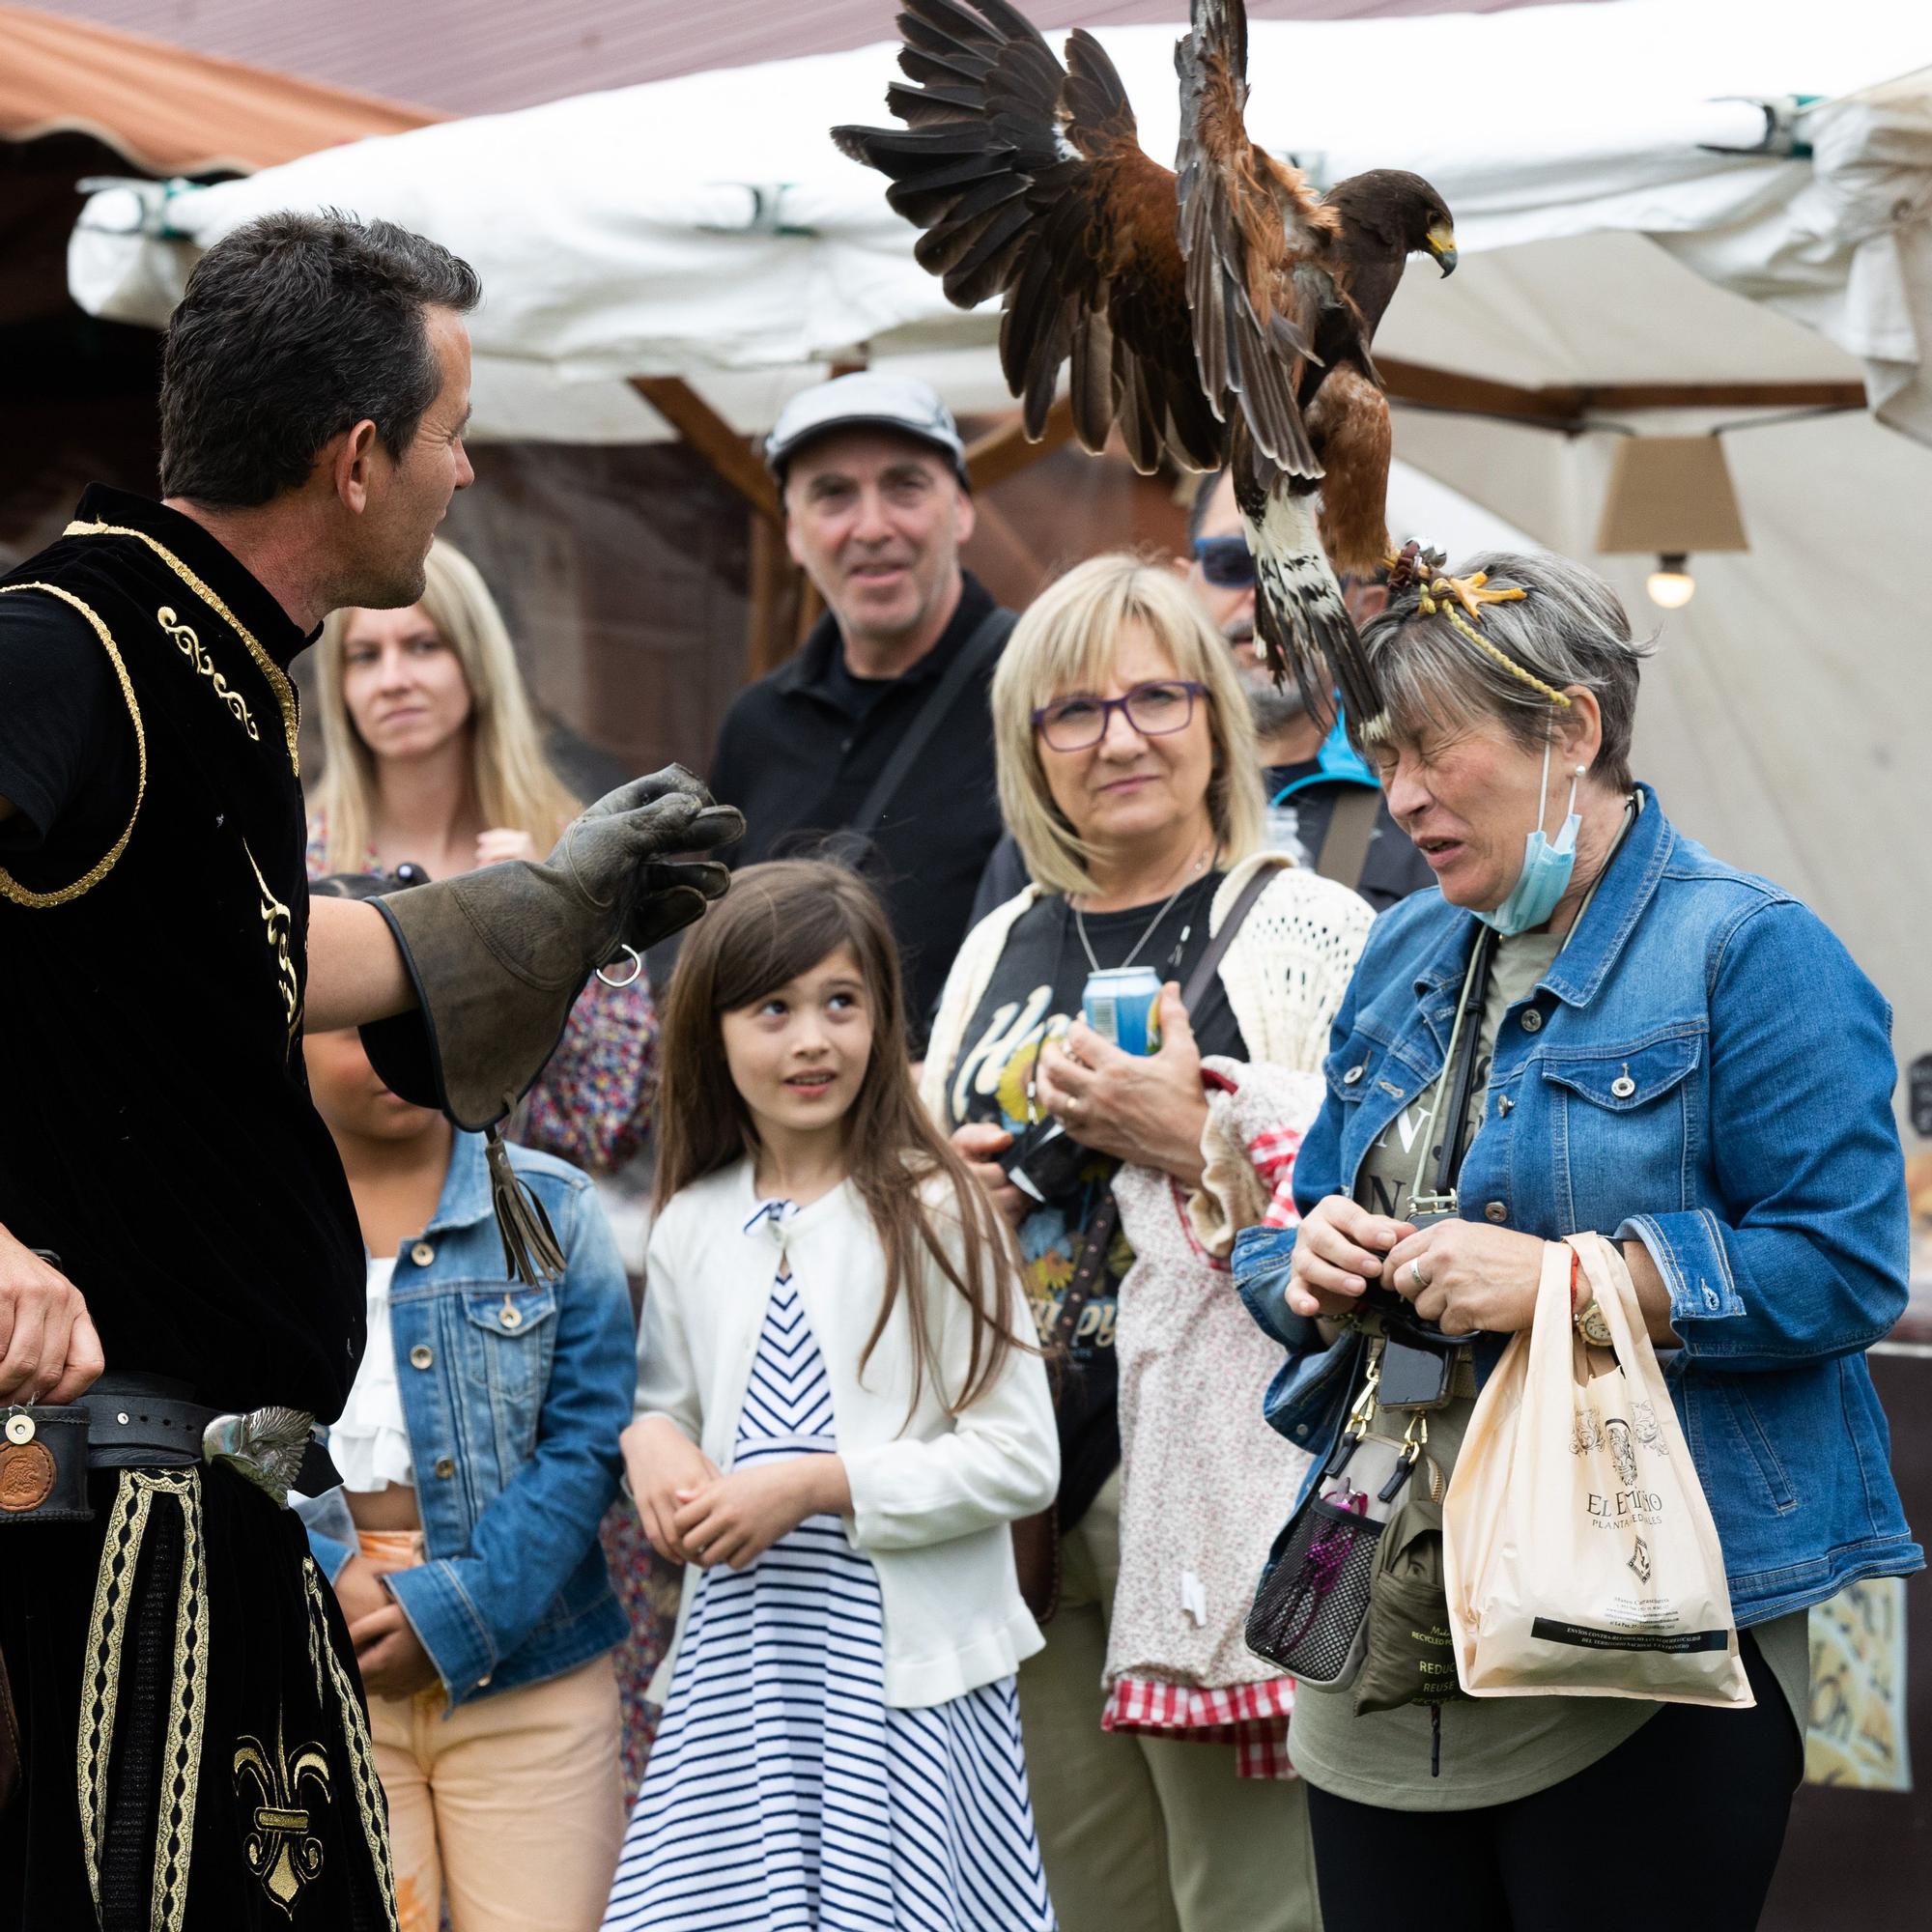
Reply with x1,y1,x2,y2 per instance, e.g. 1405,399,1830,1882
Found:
602,1204,1056,1932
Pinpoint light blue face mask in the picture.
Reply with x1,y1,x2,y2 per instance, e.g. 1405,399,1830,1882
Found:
1474,738,1584,937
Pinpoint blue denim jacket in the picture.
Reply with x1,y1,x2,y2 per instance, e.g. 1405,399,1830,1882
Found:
302,1131,634,1705
1235,785,1921,1625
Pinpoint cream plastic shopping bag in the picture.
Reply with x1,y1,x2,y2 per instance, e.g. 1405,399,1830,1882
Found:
1441,1233,1752,1707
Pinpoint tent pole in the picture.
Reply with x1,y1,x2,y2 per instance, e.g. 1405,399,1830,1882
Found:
631,376,780,522
746,512,789,681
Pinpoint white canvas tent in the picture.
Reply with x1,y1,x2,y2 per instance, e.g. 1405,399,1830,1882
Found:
67,0,1932,1127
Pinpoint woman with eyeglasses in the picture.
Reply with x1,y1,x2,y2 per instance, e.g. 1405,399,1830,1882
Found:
920,554,1373,1932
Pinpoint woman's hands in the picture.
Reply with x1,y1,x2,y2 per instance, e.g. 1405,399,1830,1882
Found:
1382,1221,1548,1336
671,1459,851,1573
623,1415,723,1563
1035,985,1209,1184
1284,1195,1415,1320
951,1122,1029,1231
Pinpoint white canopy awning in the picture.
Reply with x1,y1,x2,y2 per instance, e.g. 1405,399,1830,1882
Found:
69,0,1932,440
65,0,1932,1126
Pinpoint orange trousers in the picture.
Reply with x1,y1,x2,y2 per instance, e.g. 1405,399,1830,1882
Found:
356,1529,626,1932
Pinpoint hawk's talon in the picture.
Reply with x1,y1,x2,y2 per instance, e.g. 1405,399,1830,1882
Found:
1442,570,1526,621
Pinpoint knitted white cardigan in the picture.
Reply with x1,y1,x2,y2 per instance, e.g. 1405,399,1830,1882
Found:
921,851,1374,1698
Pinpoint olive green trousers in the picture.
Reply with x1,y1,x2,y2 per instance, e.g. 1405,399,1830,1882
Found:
1017,1469,1322,1932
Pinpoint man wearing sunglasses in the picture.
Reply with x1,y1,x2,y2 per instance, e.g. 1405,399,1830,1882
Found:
1184,469,1434,913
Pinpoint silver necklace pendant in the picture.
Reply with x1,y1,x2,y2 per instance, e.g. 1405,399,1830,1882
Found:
1074,848,1215,976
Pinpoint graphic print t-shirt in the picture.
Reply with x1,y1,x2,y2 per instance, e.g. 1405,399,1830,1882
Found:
943,877,1244,1525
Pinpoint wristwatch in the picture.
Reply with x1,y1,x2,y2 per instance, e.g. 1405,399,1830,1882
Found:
1563,1244,1614,1346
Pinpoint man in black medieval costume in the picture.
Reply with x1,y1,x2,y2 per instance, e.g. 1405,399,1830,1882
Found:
0,213,740,1929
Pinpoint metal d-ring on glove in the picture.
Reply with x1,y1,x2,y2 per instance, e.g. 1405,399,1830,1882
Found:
358,766,743,1284
597,947,645,990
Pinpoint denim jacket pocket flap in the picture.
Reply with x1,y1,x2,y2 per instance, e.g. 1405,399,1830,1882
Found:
1538,1036,1700,1111
462,1285,558,1339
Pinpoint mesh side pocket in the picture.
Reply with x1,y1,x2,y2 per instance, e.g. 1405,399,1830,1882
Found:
1245,1496,1384,1687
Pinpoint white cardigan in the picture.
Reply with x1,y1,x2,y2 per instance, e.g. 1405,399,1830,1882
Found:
634,1158,1058,1710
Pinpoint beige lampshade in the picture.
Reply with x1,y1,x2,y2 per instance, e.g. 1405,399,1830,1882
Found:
1595,437,1748,555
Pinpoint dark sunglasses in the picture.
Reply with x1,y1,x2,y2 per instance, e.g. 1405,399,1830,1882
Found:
1192,535,1256,589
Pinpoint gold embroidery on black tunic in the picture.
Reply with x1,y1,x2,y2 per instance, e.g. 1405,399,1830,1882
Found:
76,1469,209,1932
245,840,302,1051
159,604,260,743
234,1719,331,1917
66,519,301,775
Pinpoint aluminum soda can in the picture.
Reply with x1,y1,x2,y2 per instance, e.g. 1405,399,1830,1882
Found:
1083,966,1163,1055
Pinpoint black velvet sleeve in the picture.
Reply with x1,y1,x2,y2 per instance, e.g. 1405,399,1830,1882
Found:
0,589,120,852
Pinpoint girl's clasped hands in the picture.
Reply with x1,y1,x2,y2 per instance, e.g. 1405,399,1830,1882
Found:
625,1415,849,1571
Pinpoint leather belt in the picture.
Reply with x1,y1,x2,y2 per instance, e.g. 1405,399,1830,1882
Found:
82,1373,215,1469
80,1372,341,1502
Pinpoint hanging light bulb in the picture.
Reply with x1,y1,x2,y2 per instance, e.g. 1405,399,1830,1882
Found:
1597,438,1747,610
1646,553,1696,609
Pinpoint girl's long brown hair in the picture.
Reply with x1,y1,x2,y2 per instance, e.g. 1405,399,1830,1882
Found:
655,859,1025,1415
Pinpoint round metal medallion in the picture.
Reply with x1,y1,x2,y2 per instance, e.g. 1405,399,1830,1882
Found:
0,1440,57,1513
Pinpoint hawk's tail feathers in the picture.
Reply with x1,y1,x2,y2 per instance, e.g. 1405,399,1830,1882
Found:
1250,489,1382,728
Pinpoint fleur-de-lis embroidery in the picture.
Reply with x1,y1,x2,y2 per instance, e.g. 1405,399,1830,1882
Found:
234,1719,330,1918
158,604,259,742
244,841,301,1051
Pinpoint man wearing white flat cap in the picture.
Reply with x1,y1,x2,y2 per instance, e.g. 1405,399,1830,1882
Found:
705,372,1015,1037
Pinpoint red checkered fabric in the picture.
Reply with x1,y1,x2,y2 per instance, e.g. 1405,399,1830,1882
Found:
1102,1677,1299,1780
1245,1124,1306,1229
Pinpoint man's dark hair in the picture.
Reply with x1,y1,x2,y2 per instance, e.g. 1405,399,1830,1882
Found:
159,212,481,507
1187,467,1231,549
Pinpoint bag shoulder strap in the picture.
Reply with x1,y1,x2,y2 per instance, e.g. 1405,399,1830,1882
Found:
1047,864,1272,1352
1181,862,1274,1007
1314,784,1380,891
848,606,1014,839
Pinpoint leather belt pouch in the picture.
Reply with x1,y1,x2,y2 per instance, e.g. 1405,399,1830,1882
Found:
0,1406,94,1523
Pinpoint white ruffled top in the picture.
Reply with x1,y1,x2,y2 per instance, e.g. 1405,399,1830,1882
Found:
329,1256,416,1492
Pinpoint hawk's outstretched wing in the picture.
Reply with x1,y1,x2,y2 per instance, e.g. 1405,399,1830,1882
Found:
1174,0,1338,482
833,0,1318,479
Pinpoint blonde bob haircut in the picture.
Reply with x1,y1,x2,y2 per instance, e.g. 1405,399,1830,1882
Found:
991,553,1266,899
311,538,581,871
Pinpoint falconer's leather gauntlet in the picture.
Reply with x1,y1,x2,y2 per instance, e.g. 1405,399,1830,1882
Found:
360,767,741,1277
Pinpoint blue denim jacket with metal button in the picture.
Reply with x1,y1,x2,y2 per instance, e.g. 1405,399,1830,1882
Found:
1235,784,1922,1625
301,1131,635,1705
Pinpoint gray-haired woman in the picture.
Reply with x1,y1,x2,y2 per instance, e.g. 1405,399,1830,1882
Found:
1236,550,1918,1932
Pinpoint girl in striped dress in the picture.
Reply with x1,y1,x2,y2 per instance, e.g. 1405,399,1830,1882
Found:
604,861,1061,1932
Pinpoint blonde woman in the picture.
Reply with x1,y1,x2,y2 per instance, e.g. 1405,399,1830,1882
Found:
308,538,658,1178
309,541,672,1799
921,554,1373,1932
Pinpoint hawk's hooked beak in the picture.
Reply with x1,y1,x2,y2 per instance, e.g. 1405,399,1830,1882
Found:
1426,224,1458,276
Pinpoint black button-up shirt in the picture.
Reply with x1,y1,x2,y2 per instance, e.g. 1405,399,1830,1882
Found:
707,575,1011,1036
